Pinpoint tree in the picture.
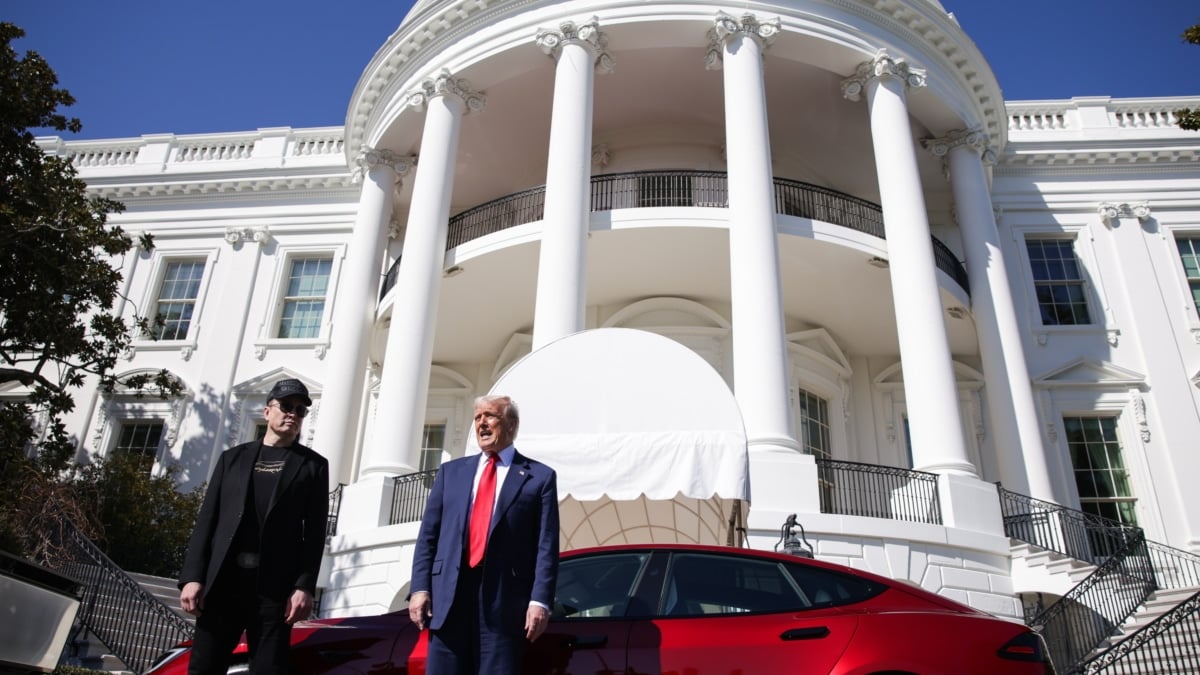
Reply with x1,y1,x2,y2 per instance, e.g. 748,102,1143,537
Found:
0,22,185,562
1178,22,1200,131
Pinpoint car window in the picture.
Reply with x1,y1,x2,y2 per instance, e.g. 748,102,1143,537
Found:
662,553,806,616
552,552,650,619
783,560,886,608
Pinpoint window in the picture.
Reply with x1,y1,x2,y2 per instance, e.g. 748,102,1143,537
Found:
115,421,164,472
152,259,205,340
1176,237,1200,315
553,552,650,619
797,389,831,461
420,424,446,473
1065,416,1136,527
278,257,332,338
664,553,807,616
254,423,268,441
1026,239,1091,325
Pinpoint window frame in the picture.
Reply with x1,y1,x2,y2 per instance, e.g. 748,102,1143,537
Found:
1166,228,1200,343
133,248,219,354
90,373,192,477
113,420,166,474
256,245,345,353
1012,225,1117,345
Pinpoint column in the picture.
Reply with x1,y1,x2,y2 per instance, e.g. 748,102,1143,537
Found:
710,13,814,520
842,52,975,478
364,71,485,478
312,149,412,488
532,18,613,349
924,129,1054,500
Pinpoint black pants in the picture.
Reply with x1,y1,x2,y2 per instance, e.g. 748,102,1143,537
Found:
188,565,291,675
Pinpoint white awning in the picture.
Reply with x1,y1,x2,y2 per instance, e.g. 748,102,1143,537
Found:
478,328,749,549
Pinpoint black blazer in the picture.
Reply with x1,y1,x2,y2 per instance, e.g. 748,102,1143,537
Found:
179,440,329,601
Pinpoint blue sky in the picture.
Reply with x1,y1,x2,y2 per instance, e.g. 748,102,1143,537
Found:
6,0,1198,140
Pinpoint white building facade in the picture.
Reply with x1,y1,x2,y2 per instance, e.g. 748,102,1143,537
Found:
31,0,1200,626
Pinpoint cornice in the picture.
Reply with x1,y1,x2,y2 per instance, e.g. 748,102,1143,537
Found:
996,147,1200,174
346,0,1007,157
84,173,358,202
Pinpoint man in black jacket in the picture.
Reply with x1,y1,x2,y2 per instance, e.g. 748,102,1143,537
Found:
178,378,329,675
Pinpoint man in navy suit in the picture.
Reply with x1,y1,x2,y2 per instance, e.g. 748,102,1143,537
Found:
409,395,559,675
179,378,330,675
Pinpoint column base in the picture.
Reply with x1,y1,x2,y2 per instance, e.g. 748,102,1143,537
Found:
748,447,819,515
335,474,397,535
937,473,1004,537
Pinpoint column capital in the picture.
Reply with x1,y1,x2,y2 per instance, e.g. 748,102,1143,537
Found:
1098,201,1151,225
705,12,781,70
353,147,416,183
535,17,614,74
841,49,926,102
922,128,996,162
405,69,486,115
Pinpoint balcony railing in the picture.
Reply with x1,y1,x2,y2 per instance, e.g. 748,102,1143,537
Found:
998,488,1144,566
390,470,439,525
327,483,345,538
814,458,942,525
380,170,969,298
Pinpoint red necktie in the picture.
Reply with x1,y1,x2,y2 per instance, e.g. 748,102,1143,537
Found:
468,453,498,568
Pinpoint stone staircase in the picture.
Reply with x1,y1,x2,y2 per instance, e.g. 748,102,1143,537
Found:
1082,585,1200,674
66,572,192,674
1011,541,1199,674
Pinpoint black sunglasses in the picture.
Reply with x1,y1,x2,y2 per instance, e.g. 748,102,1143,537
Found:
270,401,309,418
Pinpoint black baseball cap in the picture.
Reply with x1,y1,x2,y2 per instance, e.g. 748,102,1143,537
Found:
267,378,312,406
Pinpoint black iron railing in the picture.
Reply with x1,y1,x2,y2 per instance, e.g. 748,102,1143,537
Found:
1077,588,1200,675
390,469,439,525
42,519,193,675
1145,539,1200,590
814,458,942,525
327,483,345,538
998,488,1144,566
1028,530,1157,675
380,170,969,298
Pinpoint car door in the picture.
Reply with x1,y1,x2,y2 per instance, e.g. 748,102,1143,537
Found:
625,551,860,675
523,550,651,675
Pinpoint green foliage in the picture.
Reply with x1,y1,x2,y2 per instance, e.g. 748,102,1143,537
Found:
1178,22,1200,131
74,453,205,577
0,22,188,568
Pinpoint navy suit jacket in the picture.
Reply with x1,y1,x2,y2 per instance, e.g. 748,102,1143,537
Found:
179,440,329,601
411,449,559,634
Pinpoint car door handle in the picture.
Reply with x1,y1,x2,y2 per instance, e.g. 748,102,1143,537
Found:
563,634,609,649
780,627,830,641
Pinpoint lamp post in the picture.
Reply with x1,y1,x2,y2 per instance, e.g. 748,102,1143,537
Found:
775,513,814,558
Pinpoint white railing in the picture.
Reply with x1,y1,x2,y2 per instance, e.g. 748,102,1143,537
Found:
38,127,348,174
1007,97,1200,133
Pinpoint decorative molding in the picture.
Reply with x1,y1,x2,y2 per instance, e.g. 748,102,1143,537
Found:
314,344,327,360
841,49,927,102
591,143,610,169
353,146,416,184
1098,201,1151,226
922,128,997,166
180,345,194,361
535,17,614,74
1131,390,1150,443
705,12,781,70
254,345,267,360
405,69,486,115
224,226,272,246
388,217,404,241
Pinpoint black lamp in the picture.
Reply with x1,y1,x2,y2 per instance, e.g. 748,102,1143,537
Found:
775,513,814,558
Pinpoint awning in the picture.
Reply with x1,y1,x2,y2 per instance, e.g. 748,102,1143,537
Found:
479,328,750,549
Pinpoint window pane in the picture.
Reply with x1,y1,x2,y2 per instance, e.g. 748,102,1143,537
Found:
154,259,205,340
278,257,333,339
553,552,649,619
1026,239,1091,326
116,421,164,473
1064,415,1136,527
664,553,804,616
797,389,830,461
420,424,446,472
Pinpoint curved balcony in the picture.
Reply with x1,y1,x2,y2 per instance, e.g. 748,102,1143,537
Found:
381,170,969,298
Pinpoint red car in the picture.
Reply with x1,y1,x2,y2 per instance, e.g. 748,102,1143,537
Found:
148,544,1054,674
